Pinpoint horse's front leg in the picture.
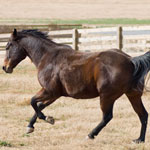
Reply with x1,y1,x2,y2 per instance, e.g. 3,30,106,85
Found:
27,102,54,133
27,102,45,133
27,88,59,133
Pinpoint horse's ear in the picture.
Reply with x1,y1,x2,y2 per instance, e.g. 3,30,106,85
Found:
13,28,17,36
12,29,17,40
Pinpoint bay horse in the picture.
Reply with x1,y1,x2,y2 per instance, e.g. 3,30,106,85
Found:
3,29,149,143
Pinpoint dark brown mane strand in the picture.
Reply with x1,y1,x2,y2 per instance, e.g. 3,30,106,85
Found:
18,29,58,45
20,29,48,39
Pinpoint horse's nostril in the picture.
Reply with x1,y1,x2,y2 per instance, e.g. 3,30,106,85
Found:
2,66,6,71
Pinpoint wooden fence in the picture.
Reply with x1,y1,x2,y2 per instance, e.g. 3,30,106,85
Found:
1,26,150,56
0,24,82,33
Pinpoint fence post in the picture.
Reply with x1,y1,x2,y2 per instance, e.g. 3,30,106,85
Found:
72,28,79,51
117,26,123,50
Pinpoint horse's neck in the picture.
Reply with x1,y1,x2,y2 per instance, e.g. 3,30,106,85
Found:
22,37,74,67
28,50,45,67
27,48,46,68
22,37,48,67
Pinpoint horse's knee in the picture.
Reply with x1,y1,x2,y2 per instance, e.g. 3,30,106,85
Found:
104,112,113,124
31,97,36,106
38,113,46,120
30,97,45,119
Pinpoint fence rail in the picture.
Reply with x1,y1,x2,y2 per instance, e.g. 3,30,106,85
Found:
1,26,150,55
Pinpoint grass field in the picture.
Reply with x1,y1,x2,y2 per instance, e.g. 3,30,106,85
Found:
0,58,150,150
1,18,150,25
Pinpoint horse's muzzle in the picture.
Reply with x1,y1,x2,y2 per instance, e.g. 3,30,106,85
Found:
2,66,13,73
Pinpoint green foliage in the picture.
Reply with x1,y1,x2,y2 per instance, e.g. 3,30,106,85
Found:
1,18,150,25
22,134,30,137
50,18,150,25
19,143,25,146
0,140,12,147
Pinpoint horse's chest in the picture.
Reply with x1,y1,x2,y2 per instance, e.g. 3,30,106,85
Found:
38,67,59,90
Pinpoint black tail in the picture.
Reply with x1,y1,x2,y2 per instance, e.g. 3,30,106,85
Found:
131,51,150,90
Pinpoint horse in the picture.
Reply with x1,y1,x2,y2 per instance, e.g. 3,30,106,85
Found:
3,29,149,143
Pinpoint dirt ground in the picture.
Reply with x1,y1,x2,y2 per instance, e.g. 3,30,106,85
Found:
0,0,150,19
0,59,150,150
0,49,150,149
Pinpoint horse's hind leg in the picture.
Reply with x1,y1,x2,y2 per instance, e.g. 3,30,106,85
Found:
88,98,115,139
126,93,148,143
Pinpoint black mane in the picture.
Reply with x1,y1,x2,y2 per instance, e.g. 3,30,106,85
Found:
18,29,72,49
19,29,51,41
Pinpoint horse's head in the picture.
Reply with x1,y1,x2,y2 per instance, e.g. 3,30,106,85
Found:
3,29,27,73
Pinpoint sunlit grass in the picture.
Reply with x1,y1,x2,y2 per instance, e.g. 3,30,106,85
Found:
0,140,12,147
1,18,150,25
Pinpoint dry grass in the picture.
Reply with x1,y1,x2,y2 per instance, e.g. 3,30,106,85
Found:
0,58,150,150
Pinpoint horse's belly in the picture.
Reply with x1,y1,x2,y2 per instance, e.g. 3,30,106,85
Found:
63,83,99,99
70,91,99,99
60,64,99,99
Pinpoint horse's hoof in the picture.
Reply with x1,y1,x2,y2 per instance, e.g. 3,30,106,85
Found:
85,136,90,140
45,116,55,125
26,127,34,134
85,135,94,140
132,139,144,144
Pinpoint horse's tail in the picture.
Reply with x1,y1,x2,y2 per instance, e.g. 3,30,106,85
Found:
131,51,150,90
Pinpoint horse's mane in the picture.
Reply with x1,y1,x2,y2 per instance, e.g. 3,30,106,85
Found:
18,29,73,51
18,29,56,44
